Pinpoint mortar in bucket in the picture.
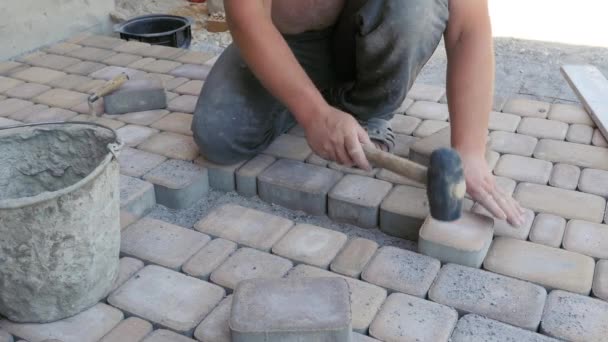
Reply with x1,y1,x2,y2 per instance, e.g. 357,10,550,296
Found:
0,122,123,323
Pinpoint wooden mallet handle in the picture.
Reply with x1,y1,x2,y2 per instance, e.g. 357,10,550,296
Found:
362,144,427,184
88,73,129,103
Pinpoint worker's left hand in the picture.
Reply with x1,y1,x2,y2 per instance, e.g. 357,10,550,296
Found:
458,151,526,227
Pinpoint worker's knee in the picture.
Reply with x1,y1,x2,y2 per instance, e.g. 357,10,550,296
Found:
191,111,254,165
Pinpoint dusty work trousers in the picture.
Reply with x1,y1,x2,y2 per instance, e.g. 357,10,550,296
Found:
192,0,449,164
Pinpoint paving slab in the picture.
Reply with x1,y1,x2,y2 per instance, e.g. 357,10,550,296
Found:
540,290,608,342
407,83,445,101
393,133,419,157
472,204,535,240
548,103,594,126
306,152,329,166
579,168,608,197
164,77,190,91
567,123,594,144
328,162,378,177
534,138,608,170
0,304,122,342
412,119,450,138
409,126,450,165
369,293,457,342
64,61,106,76
450,314,560,342
167,95,198,113
44,42,82,55
98,317,152,342
22,53,81,71
66,46,116,62
0,76,24,93
195,204,293,251
108,257,145,293
483,237,595,294
0,99,33,117
209,248,293,291
272,224,347,268
23,108,78,124
176,50,215,65
0,80,47,100
494,154,552,184
488,111,521,132
149,112,193,136
0,61,24,75
193,295,232,342
286,264,387,333
330,238,378,278
119,175,156,218
126,58,156,70
514,182,606,222
593,259,608,301
418,212,494,268
362,246,440,297
592,129,608,147
194,157,244,192
108,109,169,126
390,114,421,135
143,159,208,209
563,219,608,259
235,154,276,197
72,114,125,130
174,80,204,96
375,168,425,188
7,104,47,121
102,52,142,67
90,66,145,81
258,159,343,215
116,124,159,147
548,163,580,190
142,330,196,342
139,59,181,73
517,117,568,140
379,185,429,240
328,175,392,228
394,97,414,114
529,213,566,248
489,131,538,156
502,98,550,118
263,134,312,161
79,35,126,49
10,67,66,84
182,238,237,280
113,40,151,54
353,333,380,341
169,63,211,80
138,132,199,161
429,263,546,330
406,101,449,120
108,265,224,335
121,217,210,270
0,117,20,127
48,75,93,92
118,147,166,178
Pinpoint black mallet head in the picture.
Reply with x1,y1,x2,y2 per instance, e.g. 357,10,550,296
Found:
427,148,466,221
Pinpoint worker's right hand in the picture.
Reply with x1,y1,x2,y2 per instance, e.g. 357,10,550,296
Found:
302,105,372,171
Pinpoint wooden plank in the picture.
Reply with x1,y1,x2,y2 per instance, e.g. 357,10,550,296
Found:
561,64,608,140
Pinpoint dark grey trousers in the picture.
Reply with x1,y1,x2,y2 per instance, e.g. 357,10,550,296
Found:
192,0,449,164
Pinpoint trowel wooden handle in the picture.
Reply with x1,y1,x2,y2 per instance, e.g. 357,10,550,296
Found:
89,73,129,102
362,145,427,184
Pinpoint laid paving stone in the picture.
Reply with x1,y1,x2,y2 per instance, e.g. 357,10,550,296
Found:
429,263,546,330
0,61,24,75
472,203,535,240
109,257,145,293
306,152,329,166
592,129,608,147
120,175,156,218
369,292,457,342
567,123,594,144
409,126,450,166
502,98,550,118
548,163,580,190
121,217,210,270
138,132,199,161
489,131,538,156
235,154,276,197
0,98,33,117
272,224,347,268
4,82,50,100
182,238,237,280
328,175,392,228
143,159,209,209
0,76,24,93
7,103,47,121
140,45,187,60
150,112,192,135
44,42,82,55
263,134,312,161
90,65,146,80
548,103,594,126
393,133,418,157
22,53,81,71
0,330,11,342
258,159,343,215
139,59,182,73
362,246,440,297
118,147,166,177
102,52,142,66
210,248,293,291
193,295,232,342
390,114,421,135
450,314,560,342
406,83,445,101
563,220,608,259
579,168,608,197
494,154,552,184
23,107,78,123
164,77,190,91
113,40,151,54
379,185,429,240
286,264,387,333
66,46,116,62
0,303,122,342
375,168,425,188
517,117,568,140
195,204,293,251
79,35,126,49
540,290,608,342
484,237,595,294
412,119,450,138
205,55,220,66
515,182,606,222
108,109,169,126
167,95,197,113
194,157,245,191
534,138,608,170
116,125,159,147
328,162,378,177
33,88,88,109
121,209,137,229
406,101,449,120
0,117,20,127
419,212,494,268
488,111,521,132
169,63,211,80
47,74,92,91
109,265,224,335
10,66,66,84
330,238,378,278
165,91,179,101
64,60,106,76
529,213,566,248
127,57,156,70
176,50,215,64
98,317,152,342
394,97,414,114
593,259,608,301
73,78,107,94
173,80,203,96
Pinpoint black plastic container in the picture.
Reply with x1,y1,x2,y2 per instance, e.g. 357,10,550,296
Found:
115,14,193,48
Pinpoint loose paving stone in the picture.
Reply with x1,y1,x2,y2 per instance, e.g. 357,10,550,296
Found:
10,67,66,84
418,213,494,268
109,265,225,335
393,133,418,157
258,159,343,215
102,52,142,66
193,295,232,342
263,134,312,161
33,88,88,109
120,175,156,217
328,162,378,177
0,76,24,93
272,224,347,268
143,159,209,209
0,117,20,127
64,61,106,76
138,132,199,161
472,204,535,240
210,248,293,291
230,278,351,342
150,112,192,135
406,101,449,120
72,114,125,130
139,59,182,73
567,123,594,144
484,237,595,294
429,263,546,330
118,147,167,177
540,290,608,342
516,117,568,140
23,107,77,123
195,204,293,251
4,82,49,100
450,314,560,342
306,152,329,166
109,109,169,126
121,218,210,269
66,46,116,62
515,182,606,222
529,213,566,248
489,131,538,156
22,53,81,71
176,50,215,64
169,64,211,80
0,330,11,342
563,220,608,259
579,168,608,197
592,129,608,147
194,157,244,191
502,98,550,118
109,257,145,293
183,238,237,280
488,111,521,132
167,95,197,113
549,163,580,190
362,246,440,297
235,155,276,197
390,114,421,135
79,35,126,49
99,317,152,342
0,303,122,342
534,138,608,170
116,124,159,147
494,154,552,184
369,293,457,342
0,99,33,117
407,83,445,101
593,260,608,301
409,126,450,165
0,61,24,75
7,104,47,121
328,175,392,228
548,103,594,125
412,119,450,138
90,65,145,80
375,168,425,188
330,238,379,278
379,185,429,240
173,80,204,96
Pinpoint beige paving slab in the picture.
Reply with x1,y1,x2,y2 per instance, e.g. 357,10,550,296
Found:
534,138,608,170
494,154,552,184
379,185,429,240
108,257,145,294
176,50,216,65
593,260,608,301
502,98,550,118
579,168,608,197
272,224,347,269
516,117,568,140
10,67,66,84
150,112,193,136
0,98,33,117
330,237,378,278
390,114,421,135
488,111,521,132
107,109,169,126
548,103,594,126
406,101,449,121
263,134,312,161
182,238,237,281
529,213,566,248
412,119,449,138
563,220,608,259
193,295,232,342
406,83,445,101
23,108,77,123
328,175,392,228
66,46,116,62
489,131,538,156
64,61,106,76
567,123,594,144
548,163,580,190
167,95,197,113
98,317,152,342
33,88,88,108
138,132,199,161
116,125,159,147
0,76,24,93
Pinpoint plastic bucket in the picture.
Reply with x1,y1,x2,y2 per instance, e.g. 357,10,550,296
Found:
115,14,193,48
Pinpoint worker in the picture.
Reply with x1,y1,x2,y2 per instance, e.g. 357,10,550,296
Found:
192,0,525,226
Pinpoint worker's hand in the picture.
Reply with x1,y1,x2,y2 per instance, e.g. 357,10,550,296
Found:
459,151,526,227
302,105,372,170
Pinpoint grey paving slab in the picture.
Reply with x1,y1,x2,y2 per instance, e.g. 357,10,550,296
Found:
66,46,116,62
516,117,568,140
579,168,608,197
143,159,209,209
142,329,196,342
563,219,608,259
328,175,392,228
118,147,167,178
409,126,450,166
375,168,425,188
79,35,126,49
379,185,429,240
98,317,152,342
0,98,33,117
0,76,24,93
119,175,156,218
194,156,244,192
489,131,538,156
193,295,232,342
413,119,450,138
330,238,379,278
472,204,535,240
406,101,449,120
353,333,380,342
328,162,379,177
529,213,566,248
10,67,66,84
263,134,312,161
182,238,237,280
592,129,608,147
488,111,521,132
167,95,197,113
108,109,169,126
22,107,78,124
390,114,421,135
150,112,193,135
272,224,347,269
116,125,159,147
548,163,580,190
235,154,276,197
450,314,560,342
64,61,106,76
593,260,608,301
169,63,211,80
108,257,145,294
567,123,594,144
